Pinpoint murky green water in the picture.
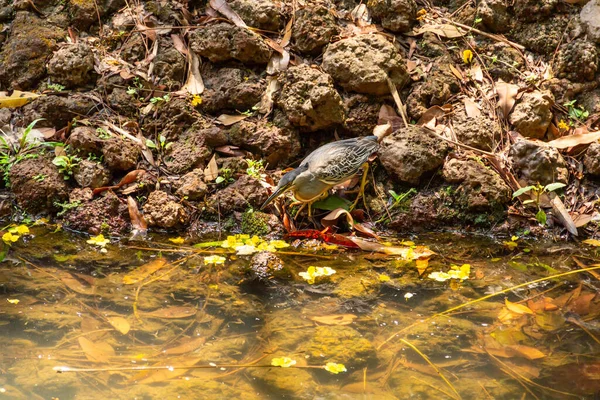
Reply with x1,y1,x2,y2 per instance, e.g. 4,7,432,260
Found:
1,227,599,399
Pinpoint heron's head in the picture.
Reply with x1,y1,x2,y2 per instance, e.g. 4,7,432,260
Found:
260,166,307,209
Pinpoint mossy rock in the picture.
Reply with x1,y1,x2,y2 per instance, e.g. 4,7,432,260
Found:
304,325,377,368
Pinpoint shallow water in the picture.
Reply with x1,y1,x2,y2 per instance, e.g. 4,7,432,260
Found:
0,227,599,399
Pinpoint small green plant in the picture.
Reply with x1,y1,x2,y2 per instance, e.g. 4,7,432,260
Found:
512,182,566,225
0,119,45,187
150,94,170,104
146,135,172,151
96,127,111,139
47,83,66,92
33,174,46,182
245,159,266,179
52,153,81,180
563,100,589,124
87,153,103,162
215,167,234,185
389,188,416,210
54,200,82,217
127,77,144,98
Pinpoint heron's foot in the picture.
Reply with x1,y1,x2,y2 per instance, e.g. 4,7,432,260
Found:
349,163,370,211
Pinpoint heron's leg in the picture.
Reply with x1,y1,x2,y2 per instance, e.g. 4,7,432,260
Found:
293,202,308,220
349,163,370,211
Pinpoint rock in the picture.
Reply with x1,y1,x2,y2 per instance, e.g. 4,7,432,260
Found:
190,22,272,65
509,91,554,139
333,273,379,301
120,33,146,63
509,138,568,185
247,251,287,281
175,168,208,200
581,0,600,43
101,137,141,172
143,190,188,228
584,142,600,176
406,62,460,120
292,5,339,55
200,66,264,115
141,97,195,141
485,44,525,82
21,95,95,129
229,0,280,31
241,209,284,238
62,191,130,235
511,16,579,55
0,12,65,89
9,158,69,214
443,158,511,211
69,187,94,203
152,38,186,89
276,65,345,132
378,126,449,184
304,325,377,368
247,367,316,398
322,35,409,96
205,175,268,214
69,0,126,30
228,119,301,167
47,43,95,89
341,94,381,137
477,0,511,33
367,0,417,33
68,126,104,156
453,110,500,151
555,40,598,83
73,160,112,188
164,129,212,174
513,0,557,22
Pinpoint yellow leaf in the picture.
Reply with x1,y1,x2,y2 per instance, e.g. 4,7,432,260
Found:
506,344,546,360
10,225,30,235
271,357,296,368
505,299,534,315
169,237,185,244
583,239,600,247
0,90,41,108
324,362,347,374
87,234,109,247
2,232,19,243
204,255,226,265
379,274,391,282
190,94,203,106
7,298,19,304
416,258,429,275
299,266,336,284
122,258,168,285
462,49,473,64
107,316,131,334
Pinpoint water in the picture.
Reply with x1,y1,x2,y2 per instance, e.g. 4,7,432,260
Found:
0,227,599,399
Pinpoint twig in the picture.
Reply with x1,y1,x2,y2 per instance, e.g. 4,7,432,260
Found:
440,17,525,52
386,78,409,128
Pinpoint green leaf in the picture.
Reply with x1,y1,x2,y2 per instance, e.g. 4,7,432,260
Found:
145,139,157,149
512,186,535,198
215,176,225,184
536,209,547,225
312,195,352,211
544,182,566,193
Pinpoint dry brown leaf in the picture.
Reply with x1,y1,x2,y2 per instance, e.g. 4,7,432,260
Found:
258,76,280,115
470,64,483,82
416,258,429,275
214,145,246,157
309,314,357,326
107,316,131,334
280,17,293,47
203,154,219,181
78,337,115,363
505,344,545,360
128,196,148,232
321,208,380,239
346,237,435,258
373,122,392,140
573,214,593,228
0,90,41,108
58,272,95,295
122,258,168,285
216,114,248,126
209,0,247,27
448,64,464,81
496,80,519,118
133,357,202,384
545,130,600,149
171,34,188,56
549,192,578,236
463,98,481,118
183,51,204,95
417,105,450,126
142,306,198,319
505,299,534,315
413,23,466,38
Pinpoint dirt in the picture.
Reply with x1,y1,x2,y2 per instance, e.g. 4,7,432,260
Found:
0,0,597,239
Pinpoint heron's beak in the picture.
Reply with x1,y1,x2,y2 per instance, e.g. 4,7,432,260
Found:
261,182,292,210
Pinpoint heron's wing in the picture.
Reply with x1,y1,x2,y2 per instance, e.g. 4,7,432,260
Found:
303,137,379,185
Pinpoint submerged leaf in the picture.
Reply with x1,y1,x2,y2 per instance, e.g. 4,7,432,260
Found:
107,316,131,334
123,258,168,285
78,337,115,363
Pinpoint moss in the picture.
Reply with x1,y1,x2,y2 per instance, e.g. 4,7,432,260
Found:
241,209,269,236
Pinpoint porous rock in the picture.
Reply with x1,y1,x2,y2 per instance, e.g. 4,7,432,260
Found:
378,126,449,184
367,0,417,33
164,129,212,174
47,43,95,89
276,65,345,132
453,110,500,152
581,0,600,43
322,35,409,95
62,191,130,235
509,138,568,185
205,175,268,214
477,0,511,33
102,137,141,172
229,0,280,31
584,142,600,176
73,160,112,189
175,168,208,200
304,325,377,368
21,95,95,129
292,5,339,55
555,40,598,83
509,91,554,139
200,66,264,115
143,190,188,228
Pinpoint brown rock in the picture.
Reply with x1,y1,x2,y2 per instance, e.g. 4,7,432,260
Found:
509,91,554,139
143,190,188,228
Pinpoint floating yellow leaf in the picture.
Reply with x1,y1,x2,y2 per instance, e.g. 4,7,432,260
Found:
2,232,19,243
9,225,29,235
299,266,336,284
271,357,296,368
7,298,19,304
503,241,518,250
324,362,347,374
428,264,470,282
204,255,226,265
583,239,600,247
87,234,109,247
378,274,391,282
462,49,473,64
169,237,185,244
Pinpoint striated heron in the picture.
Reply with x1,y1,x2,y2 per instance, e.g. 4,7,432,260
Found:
260,136,379,216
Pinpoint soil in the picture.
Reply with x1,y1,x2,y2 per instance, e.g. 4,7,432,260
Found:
0,0,598,239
